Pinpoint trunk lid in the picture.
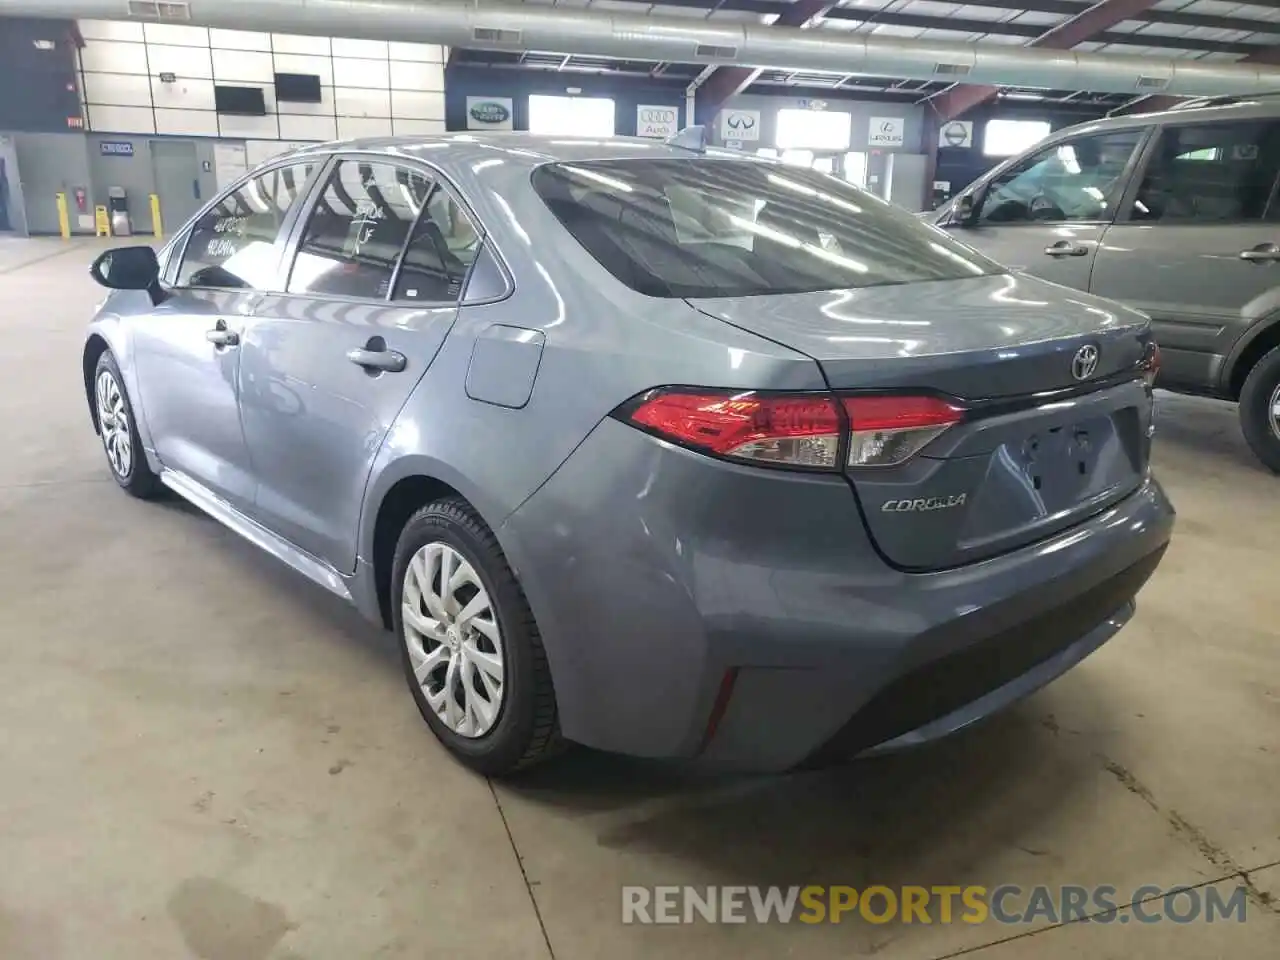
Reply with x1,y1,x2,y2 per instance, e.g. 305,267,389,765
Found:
688,273,1156,570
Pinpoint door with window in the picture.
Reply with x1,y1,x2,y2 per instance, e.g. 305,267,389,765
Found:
1090,120,1280,390
950,128,1147,288
240,157,486,570
134,160,318,510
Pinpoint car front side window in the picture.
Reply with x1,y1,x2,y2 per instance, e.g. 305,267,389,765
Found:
176,162,317,291
978,130,1144,225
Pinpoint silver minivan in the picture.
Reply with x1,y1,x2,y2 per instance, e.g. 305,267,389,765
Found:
931,97,1280,472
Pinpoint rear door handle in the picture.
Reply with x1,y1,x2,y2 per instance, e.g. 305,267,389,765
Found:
205,322,239,347
1239,243,1280,262
1044,241,1089,258
346,345,406,373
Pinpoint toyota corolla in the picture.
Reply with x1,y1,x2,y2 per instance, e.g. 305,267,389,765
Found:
82,131,1174,775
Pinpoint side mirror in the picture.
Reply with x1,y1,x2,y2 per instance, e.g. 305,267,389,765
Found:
954,191,980,227
90,246,166,304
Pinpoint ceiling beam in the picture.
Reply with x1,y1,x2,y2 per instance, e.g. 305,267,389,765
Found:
1113,43,1280,114
927,0,1161,122
694,0,834,113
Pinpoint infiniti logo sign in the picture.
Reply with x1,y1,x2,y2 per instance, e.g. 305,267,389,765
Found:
1071,344,1100,381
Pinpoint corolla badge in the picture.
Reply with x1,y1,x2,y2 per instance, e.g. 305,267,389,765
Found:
469,101,511,124
881,494,968,513
1072,344,1100,381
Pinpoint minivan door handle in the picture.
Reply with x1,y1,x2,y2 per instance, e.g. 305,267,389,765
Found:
346,336,406,373
1239,243,1280,262
1044,241,1089,258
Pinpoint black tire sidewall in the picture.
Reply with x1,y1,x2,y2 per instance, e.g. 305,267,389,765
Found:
391,503,540,774
1238,346,1280,473
94,351,152,493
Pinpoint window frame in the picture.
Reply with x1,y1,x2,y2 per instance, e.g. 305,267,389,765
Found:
971,124,1153,229
1114,118,1280,227
164,155,328,293
275,150,513,308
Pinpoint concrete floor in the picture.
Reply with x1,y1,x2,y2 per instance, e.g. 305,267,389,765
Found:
1,238,1277,960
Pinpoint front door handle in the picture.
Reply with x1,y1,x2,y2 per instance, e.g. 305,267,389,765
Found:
1239,243,1280,262
1044,241,1089,258
347,339,406,373
205,322,239,347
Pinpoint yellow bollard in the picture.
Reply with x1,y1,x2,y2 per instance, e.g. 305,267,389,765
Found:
94,205,111,237
55,192,71,240
149,193,164,239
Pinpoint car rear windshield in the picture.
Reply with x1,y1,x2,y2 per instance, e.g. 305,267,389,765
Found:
531,158,999,298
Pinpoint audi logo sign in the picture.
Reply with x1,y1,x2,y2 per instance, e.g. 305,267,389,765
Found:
636,105,679,138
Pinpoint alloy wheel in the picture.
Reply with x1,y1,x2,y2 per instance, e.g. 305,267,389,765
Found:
1270,384,1280,441
96,370,132,478
402,541,506,738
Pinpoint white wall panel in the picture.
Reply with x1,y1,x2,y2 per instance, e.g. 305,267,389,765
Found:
273,53,333,86
332,38,389,59
337,116,393,139
209,28,272,52
79,20,144,42
272,34,331,55
335,87,390,118
143,23,209,47
388,42,445,63
213,49,275,84
332,57,390,89
83,72,152,107
79,41,148,75
392,118,446,136
148,43,213,80
152,76,217,112
391,90,445,121
389,60,444,92
218,112,281,139
277,114,337,141
87,104,155,134
276,87,336,117
155,109,219,137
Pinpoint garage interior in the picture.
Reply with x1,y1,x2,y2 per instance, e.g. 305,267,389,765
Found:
1,1,1279,958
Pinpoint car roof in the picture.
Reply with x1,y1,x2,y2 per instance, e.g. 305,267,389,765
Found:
280,131,759,169
1057,95,1280,138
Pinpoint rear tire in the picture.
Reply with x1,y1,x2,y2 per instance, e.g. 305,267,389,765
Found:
94,350,162,499
1238,346,1280,474
391,497,563,776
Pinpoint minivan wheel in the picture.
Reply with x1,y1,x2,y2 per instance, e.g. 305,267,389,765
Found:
94,351,162,498
391,497,562,776
1238,346,1280,474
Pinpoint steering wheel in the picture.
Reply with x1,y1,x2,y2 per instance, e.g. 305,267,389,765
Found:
1028,193,1066,221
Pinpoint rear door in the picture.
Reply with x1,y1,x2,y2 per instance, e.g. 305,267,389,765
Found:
239,155,482,572
1090,118,1280,391
945,127,1148,289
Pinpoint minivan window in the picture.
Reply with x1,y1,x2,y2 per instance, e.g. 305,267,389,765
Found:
1129,121,1280,223
288,159,432,299
978,130,1144,225
177,162,316,290
532,159,997,298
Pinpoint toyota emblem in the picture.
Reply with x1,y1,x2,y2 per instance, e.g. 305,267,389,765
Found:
1071,344,1100,381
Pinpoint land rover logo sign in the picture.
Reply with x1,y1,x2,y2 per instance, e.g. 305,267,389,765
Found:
868,116,905,147
938,120,973,149
719,109,760,142
466,97,514,130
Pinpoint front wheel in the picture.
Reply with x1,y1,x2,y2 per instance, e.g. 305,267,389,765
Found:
1238,346,1280,474
94,351,162,498
391,497,562,776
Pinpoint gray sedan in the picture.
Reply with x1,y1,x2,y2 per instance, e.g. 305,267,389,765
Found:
82,132,1174,775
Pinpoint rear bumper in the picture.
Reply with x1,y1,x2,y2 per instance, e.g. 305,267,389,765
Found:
501,418,1175,772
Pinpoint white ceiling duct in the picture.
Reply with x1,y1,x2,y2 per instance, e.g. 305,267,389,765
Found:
7,0,1279,98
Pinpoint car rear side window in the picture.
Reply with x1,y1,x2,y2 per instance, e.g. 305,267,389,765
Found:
177,162,316,290
392,188,482,303
287,159,431,299
1129,121,1280,223
531,159,998,298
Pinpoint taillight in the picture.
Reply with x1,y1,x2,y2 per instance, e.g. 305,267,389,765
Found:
1141,341,1161,390
617,389,964,470
620,389,842,469
842,395,964,467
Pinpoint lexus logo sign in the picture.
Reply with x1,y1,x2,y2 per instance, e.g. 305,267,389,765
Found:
868,116,905,147
636,105,679,138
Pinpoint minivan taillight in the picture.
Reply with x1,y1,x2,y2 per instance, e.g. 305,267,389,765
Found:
621,389,843,468
617,389,964,470
841,395,965,467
